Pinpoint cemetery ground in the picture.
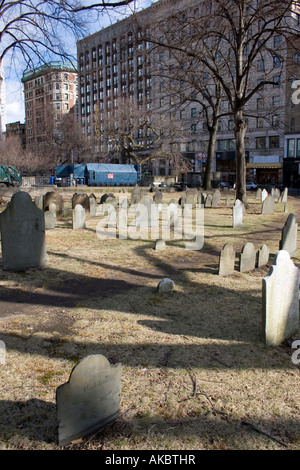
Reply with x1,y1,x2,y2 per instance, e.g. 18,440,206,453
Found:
0,187,299,451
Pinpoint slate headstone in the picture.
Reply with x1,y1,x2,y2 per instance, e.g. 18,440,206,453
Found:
89,194,96,217
0,191,47,271
257,244,269,268
262,250,299,346
279,213,298,256
43,191,64,218
205,194,213,208
239,242,256,272
218,243,236,276
72,193,90,212
261,189,268,202
256,188,262,200
281,187,288,203
56,354,122,447
212,189,221,208
34,195,44,211
154,238,166,251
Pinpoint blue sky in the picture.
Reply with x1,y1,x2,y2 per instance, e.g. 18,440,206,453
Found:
4,0,155,125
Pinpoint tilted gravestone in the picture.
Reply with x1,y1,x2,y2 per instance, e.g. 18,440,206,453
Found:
257,244,269,268
261,195,275,215
233,199,243,228
56,355,122,447
218,243,236,276
72,204,86,229
279,213,298,256
262,250,299,347
239,242,256,273
0,191,47,271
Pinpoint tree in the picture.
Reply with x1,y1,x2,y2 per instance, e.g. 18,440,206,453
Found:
149,0,300,203
93,96,191,173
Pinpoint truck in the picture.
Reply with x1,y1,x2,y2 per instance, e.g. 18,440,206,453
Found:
0,165,22,187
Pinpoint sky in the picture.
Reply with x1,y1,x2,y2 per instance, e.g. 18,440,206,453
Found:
4,0,156,126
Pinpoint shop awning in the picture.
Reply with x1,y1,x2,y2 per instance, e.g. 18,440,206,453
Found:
247,163,283,169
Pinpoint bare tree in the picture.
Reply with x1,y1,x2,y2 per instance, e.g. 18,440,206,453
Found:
149,0,300,203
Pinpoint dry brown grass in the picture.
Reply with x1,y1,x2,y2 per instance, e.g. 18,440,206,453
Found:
0,187,299,450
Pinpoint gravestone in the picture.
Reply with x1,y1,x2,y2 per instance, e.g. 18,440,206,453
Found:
49,202,57,217
212,189,221,208
262,250,299,347
154,238,166,251
34,195,44,211
256,188,262,200
218,243,235,276
43,191,64,218
89,194,96,217
0,191,47,271
157,278,174,294
274,188,280,202
233,199,243,228
72,204,86,229
261,195,274,215
72,193,90,212
44,210,56,230
153,190,163,204
56,354,122,447
131,185,145,205
100,193,108,205
239,242,256,272
257,244,269,268
225,196,231,207
200,192,207,205
279,213,298,256
261,189,268,202
281,187,288,203
205,194,213,208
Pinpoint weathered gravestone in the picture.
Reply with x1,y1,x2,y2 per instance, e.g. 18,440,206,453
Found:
205,194,213,208
280,187,288,203
225,196,231,207
256,188,262,200
44,210,56,230
218,243,236,276
89,194,96,217
0,191,46,271
262,250,299,347
72,204,86,229
212,189,221,208
239,242,256,273
257,244,269,268
131,185,146,205
157,277,175,294
200,192,207,205
72,193,90,212
261,195,274,215
43,191,64,218
279,213,298,256
56,354,122,447
153,189,163,204
233,199,243,228
261,189,268,202
34,195,44,211
154,238,166,251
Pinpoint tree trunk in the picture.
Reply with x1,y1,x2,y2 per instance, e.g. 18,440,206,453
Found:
234,110,247,205
204,122,218,190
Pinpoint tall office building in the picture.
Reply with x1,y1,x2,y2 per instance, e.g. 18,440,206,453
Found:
77,0,300,186
22,62,77,147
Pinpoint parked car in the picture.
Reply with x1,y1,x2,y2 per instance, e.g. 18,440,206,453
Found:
246,181,258,191
219,181,232,190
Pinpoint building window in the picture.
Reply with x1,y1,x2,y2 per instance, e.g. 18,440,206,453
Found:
269,135,279,148
257,59,265,71
191,108,197,118
256,136,266,149
273,76,280,87
257,117,264,128
287,138,295,158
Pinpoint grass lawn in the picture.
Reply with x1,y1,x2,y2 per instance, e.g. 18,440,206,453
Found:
0,187,299,450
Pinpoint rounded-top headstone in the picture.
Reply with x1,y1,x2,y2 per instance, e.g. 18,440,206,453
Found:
157,278,174,294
